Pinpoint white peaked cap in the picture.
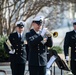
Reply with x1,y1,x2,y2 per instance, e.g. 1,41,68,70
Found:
73,19,76,23
16,21,25,26
33,16,44,21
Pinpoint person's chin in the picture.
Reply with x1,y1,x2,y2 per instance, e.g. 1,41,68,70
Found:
37,29,39,31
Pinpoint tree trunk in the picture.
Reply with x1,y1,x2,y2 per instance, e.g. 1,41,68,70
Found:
0,0,3,36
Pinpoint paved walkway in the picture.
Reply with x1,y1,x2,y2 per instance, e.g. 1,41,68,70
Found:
0,62,29,75
0,54,72,75
0,62,70,75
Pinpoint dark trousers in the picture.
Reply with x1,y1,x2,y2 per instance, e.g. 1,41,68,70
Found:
29,66,46,75
71,60,76,75
10,62,25,75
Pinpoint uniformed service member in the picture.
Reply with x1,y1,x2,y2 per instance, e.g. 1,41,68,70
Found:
64,19,76,75
4,21,27,75
26,16,53,75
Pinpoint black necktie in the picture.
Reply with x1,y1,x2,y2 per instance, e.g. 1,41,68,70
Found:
19,34,21,40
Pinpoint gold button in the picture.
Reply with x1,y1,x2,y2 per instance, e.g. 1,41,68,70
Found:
38,49,40,50
21,49,23,50
22,45,23,46
16,49,18,50
16,45,18,46
43,49,45,50
16,53,18,54
21,53,22,54
74,59,76,61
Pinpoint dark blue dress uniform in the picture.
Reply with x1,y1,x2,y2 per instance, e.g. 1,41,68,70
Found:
4,32,27,75
64,30,76,75
26,29,53,75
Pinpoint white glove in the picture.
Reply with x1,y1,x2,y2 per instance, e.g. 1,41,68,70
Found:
65,56,69,61
41,38,47,44
41,28,47,37
9,49,15,54
46,69,51,75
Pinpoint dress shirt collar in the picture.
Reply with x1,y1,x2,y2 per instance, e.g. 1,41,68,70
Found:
17,32,23,37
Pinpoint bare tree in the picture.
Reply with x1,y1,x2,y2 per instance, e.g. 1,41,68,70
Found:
0,0,4,36
0,0,76,35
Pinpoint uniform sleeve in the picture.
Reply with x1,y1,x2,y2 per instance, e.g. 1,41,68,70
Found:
64,32,70,57
26,44,29,60
9,34,13,43
4,42,10,54
4,34,13,54
45,37,53,47
26,33,43,47
4,34,11,54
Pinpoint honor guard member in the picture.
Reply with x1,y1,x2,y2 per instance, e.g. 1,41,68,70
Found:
26,16,53,75
64,19,76,75
4,21,27,75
